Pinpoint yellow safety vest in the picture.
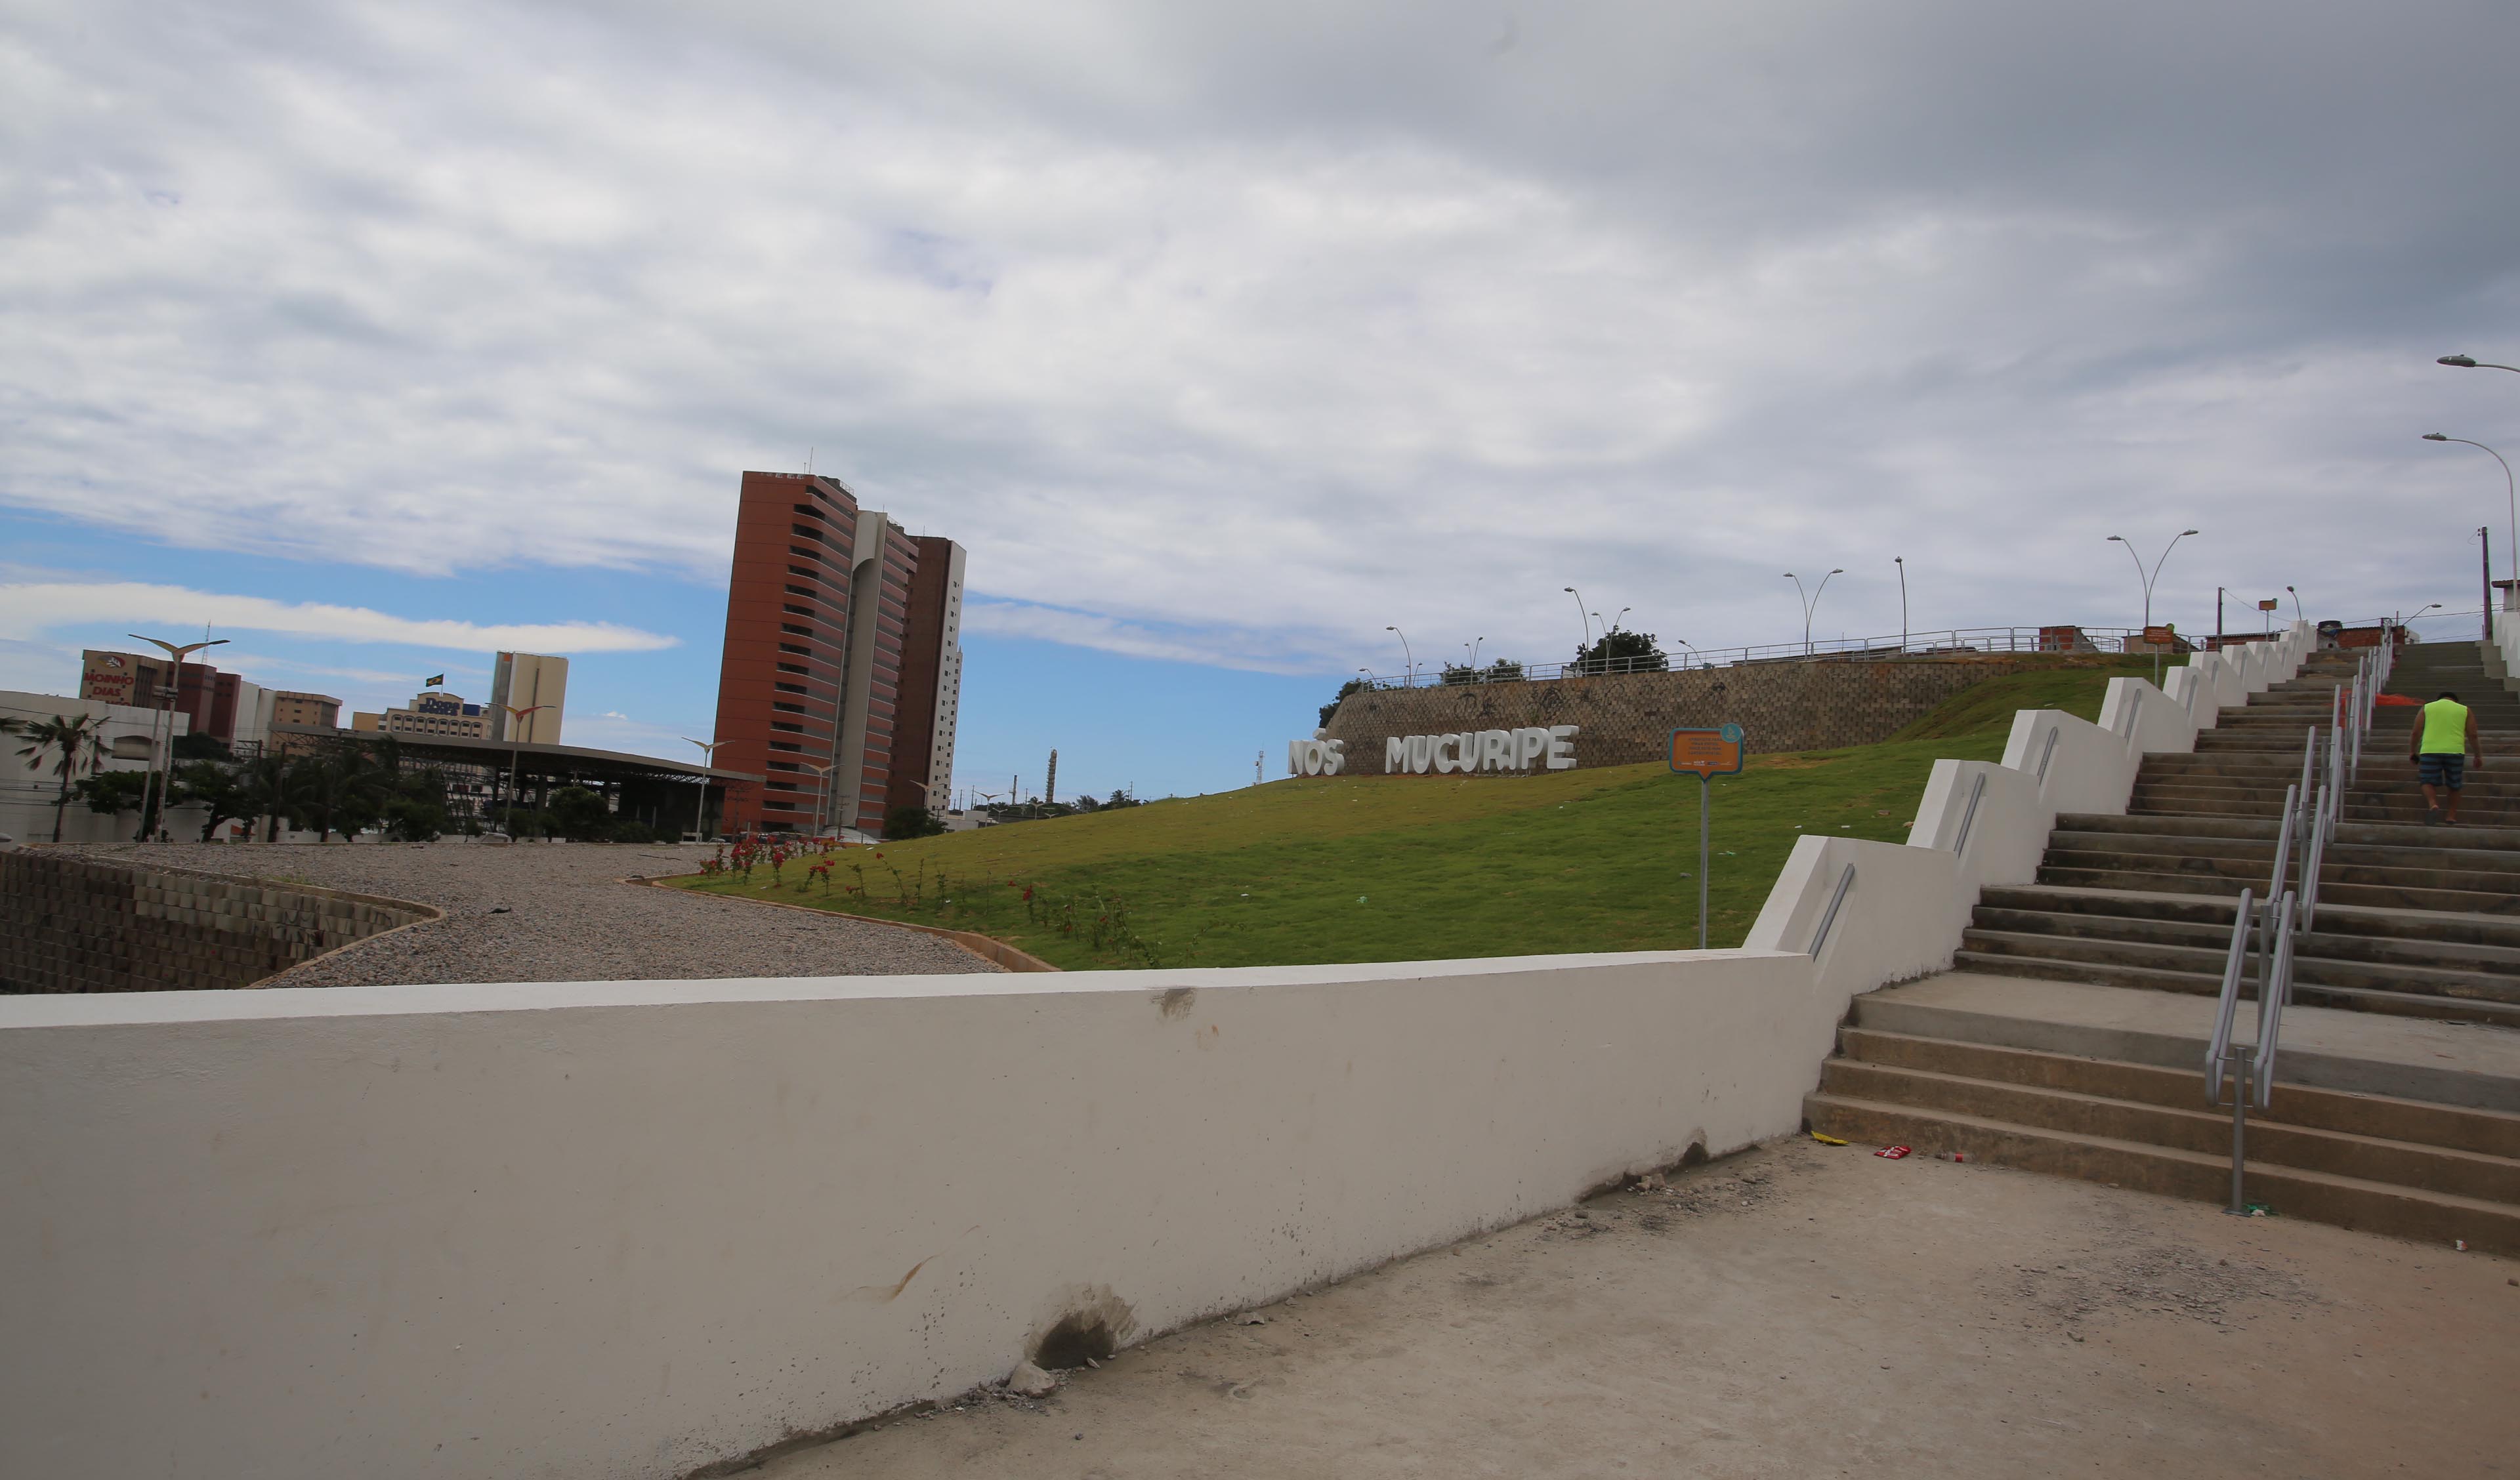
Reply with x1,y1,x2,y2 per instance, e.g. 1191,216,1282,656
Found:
2420,698,2470,755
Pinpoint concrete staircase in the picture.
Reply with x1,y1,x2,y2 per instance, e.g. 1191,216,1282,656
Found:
1807,975,2520,1254
1807,640,2520,1250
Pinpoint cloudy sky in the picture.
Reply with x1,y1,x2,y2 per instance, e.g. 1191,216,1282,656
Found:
5,1,2517,798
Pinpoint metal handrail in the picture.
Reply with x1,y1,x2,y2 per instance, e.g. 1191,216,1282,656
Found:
2296,783,2330,937
2256,892,2300,1110
1953,773,1988,858
2205,887,2256,1105
2265,782,2299,901
1807,863,1857,957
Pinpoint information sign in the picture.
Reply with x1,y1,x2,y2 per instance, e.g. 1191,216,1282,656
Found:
1668,725,1746,949
1668,724,1745,777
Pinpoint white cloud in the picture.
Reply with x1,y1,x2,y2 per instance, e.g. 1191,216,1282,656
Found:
3,0,2515,669
0,582,677,654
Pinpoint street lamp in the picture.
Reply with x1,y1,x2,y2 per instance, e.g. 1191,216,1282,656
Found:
1385,626,1414,686
2438,354,2520,374
494,704,552,834
2286,585,2301,624
1782,570,1844,657
805,760,840,836
2422,434,2516,594
1609,607,1631,632
2106,529,2198,682
1563,587,1591,652
1893,557,1907,654
127,632,228,842
682,736,729,839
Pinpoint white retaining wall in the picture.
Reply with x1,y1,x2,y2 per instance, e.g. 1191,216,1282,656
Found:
4,951,1836,1480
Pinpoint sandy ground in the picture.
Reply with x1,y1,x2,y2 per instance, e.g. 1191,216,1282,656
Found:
760,1138,2518,1480
51,839,999,983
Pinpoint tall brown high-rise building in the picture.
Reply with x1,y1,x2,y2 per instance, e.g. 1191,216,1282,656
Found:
711,471,965,837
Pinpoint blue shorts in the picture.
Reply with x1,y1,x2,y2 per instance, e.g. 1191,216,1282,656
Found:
2419,754,2465,791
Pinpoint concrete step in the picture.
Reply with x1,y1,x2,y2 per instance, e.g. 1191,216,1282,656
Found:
1968,905,2520,977
1946,948,2520,1028
1819,1050,2520,1202
1852,971,2520,1109
1839,1027,2520,1158
2038,847,2520,899
2033,861,2520,917
1801,1092,2520,1255
2055,812,2520,852
1978,884,2520,951
1957,928,2520,1006
2047,827,2520,877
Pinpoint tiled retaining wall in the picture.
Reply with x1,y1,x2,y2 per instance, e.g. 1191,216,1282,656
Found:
0,850,436,994
1322,655,2128,771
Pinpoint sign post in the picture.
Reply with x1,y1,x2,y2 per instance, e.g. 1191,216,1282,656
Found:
1668,725,1747,948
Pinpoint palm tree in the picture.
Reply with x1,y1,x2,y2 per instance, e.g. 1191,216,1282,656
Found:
242,752,304,843
16,713,112,842
300,745,393,842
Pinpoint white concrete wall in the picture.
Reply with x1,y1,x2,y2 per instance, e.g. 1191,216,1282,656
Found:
0,949,1841,1480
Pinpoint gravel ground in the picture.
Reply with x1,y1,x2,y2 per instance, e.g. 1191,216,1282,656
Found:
55,840,1001,986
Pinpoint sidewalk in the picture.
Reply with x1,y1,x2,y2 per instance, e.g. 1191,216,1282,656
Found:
757,1136,2517,1479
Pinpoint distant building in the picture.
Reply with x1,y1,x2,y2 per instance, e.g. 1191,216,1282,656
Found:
488,653,568,744
77,649,309,756
376,689,490,740
270,691,342,728
2,688,190,844
709,470,965,836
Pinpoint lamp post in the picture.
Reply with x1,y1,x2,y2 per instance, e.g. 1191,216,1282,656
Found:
2106,529,2198,682
682,736,728,838
1609,607,1631,632
1782,569,1843,657
2286,585,2301,624
2422,435,2516,597
1893,557,1907,654
805,761,839,836
492,705,553,834
1563,587,1591,653
2439,353,2520,375
1385,626,1414,686
127,633,227,842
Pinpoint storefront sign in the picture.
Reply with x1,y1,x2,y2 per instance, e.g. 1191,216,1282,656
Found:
79,651,135,707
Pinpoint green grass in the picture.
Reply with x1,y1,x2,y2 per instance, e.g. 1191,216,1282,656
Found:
674,662,2141,970
1885,658,2155,741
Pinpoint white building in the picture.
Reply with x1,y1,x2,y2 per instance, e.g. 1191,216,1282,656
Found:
488,652,568,744
1,691,197,845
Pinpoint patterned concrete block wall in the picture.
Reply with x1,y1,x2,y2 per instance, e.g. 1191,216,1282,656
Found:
1322,656,2125,772
0,850,434,994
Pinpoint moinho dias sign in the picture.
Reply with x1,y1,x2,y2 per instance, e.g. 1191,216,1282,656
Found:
1288,726,1580,777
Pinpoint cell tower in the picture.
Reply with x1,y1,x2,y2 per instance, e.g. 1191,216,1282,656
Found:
1045,749,1059,805
1255,749,1263,785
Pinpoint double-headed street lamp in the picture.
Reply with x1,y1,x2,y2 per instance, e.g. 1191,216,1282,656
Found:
683,736,728,838
127,632,227,842
2107,529,2198,682
492,704,552,832
1782,570,1843,657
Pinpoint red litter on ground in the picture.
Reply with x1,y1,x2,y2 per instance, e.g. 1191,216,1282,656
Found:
1873,1145,1912,1160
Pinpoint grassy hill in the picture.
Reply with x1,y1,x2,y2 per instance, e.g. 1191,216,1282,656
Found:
673,661,2145,970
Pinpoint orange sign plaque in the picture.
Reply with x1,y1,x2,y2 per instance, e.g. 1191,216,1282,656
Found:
1668,725,1746,778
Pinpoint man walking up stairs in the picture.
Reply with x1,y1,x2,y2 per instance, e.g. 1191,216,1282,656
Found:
2408,687,2484,826
1806,636,2520,1254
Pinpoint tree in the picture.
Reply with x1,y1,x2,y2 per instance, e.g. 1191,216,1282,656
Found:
380,794,449,842
546,785,613,842
179,759,254,842
172,731,232,761
1320,677,1374,726
241,752,304,842
15,713,111,842
299,744,393,842
73,769,154,836
1570,629,1667,676
885,804,946,839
